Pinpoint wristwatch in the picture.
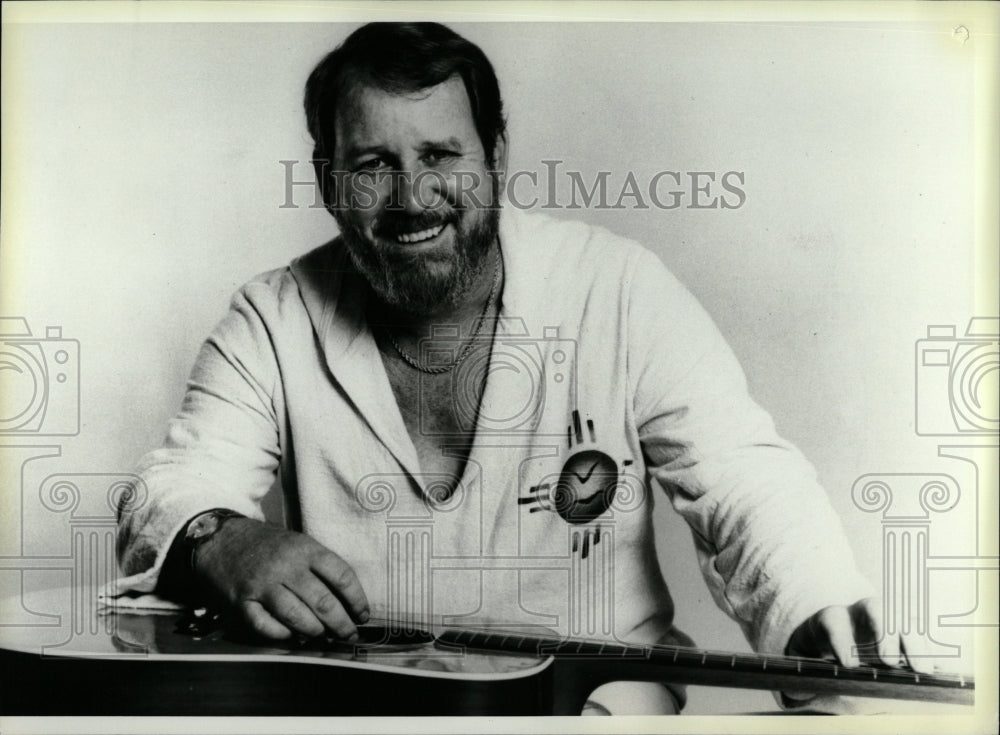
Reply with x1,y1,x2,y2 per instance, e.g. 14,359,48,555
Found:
183,508,245,576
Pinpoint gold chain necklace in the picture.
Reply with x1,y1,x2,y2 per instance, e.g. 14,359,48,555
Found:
386,250,501,375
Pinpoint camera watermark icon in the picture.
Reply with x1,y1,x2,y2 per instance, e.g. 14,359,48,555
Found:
417,319,577,437
0,317,80,436
915,317,999,436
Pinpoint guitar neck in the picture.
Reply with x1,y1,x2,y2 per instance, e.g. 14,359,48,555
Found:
438,629,974,707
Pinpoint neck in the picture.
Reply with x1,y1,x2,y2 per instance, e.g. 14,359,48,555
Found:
370,241,502,340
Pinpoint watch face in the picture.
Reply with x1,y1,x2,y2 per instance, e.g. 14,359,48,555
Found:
187,513,220,541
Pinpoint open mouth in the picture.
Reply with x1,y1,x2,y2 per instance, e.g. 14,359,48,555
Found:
394,223,446,244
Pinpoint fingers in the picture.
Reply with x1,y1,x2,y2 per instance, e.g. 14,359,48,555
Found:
206,524,370,642
850,599,951,673
868,601,904,668
799,598,948,673
899,628,939,675
311,551,371,624
267,585,328,638
849,598,903,668
786,606,859,666
291,574,360,641
239,599,293,640
817,606,861,668
239,576,363,641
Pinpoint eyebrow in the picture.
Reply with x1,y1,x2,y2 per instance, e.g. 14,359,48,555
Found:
343,137,466,162
418,137,465,152
342,144,389,162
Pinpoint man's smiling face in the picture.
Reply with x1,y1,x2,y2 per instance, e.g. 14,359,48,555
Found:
331,74,503,315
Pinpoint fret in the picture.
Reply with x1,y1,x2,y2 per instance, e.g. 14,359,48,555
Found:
537,638,560,656
596,641,623,658
580,640,606,656
728,652,764,669
886,669,921,684
762,656,798,673
625,643,647,659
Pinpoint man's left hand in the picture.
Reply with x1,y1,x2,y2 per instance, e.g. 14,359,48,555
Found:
785,596,933,673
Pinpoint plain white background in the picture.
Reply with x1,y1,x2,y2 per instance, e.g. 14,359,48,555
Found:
2,7,996,717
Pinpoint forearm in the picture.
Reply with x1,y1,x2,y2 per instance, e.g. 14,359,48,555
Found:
627,250,873,654
117,289,283,587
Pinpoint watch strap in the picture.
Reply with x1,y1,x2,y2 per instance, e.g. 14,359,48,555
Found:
183,508,246,578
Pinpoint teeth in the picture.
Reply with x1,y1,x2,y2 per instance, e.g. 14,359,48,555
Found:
396,224,445,244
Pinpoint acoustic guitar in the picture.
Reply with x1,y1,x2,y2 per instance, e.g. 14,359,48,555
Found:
0,587,975,716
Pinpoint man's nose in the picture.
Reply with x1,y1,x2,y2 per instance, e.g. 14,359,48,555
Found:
392,166,445,215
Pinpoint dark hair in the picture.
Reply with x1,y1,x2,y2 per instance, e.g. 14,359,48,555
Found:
305,22,507,168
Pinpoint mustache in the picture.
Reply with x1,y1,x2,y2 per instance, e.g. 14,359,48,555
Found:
373,209,458,238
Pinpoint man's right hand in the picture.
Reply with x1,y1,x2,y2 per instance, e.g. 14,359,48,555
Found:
193,518,370,641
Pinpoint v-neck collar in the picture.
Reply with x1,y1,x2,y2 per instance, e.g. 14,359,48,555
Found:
291,241,420,480
290,208,537,493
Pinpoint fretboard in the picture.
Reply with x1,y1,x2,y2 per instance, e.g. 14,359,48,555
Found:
438,629,974,706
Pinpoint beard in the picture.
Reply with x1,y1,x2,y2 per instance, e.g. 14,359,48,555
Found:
335,198,500,316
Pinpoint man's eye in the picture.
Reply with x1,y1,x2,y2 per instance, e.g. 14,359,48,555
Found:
355,158,387,172
424,150,458,165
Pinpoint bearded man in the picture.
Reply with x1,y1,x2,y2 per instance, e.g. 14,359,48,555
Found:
115,22,916,715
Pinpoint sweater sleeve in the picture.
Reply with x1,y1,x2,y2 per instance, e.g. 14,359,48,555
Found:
114,284,282,594
626,248,873,656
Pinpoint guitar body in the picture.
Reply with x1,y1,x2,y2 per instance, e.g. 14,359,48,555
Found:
1,638,558,716
0,586,974,715
0,603,565,716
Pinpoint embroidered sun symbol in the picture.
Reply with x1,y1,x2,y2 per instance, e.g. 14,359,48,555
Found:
518,410,633,557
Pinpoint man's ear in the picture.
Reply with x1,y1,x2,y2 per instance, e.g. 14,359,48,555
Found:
491,132,509,204
492,132,509,179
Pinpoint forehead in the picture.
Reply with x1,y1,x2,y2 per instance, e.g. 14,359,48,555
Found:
333,75,481,157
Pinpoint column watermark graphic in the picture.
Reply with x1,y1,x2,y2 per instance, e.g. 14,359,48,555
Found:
0,464,149,656
353,462,645,647
852,317,1000,664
